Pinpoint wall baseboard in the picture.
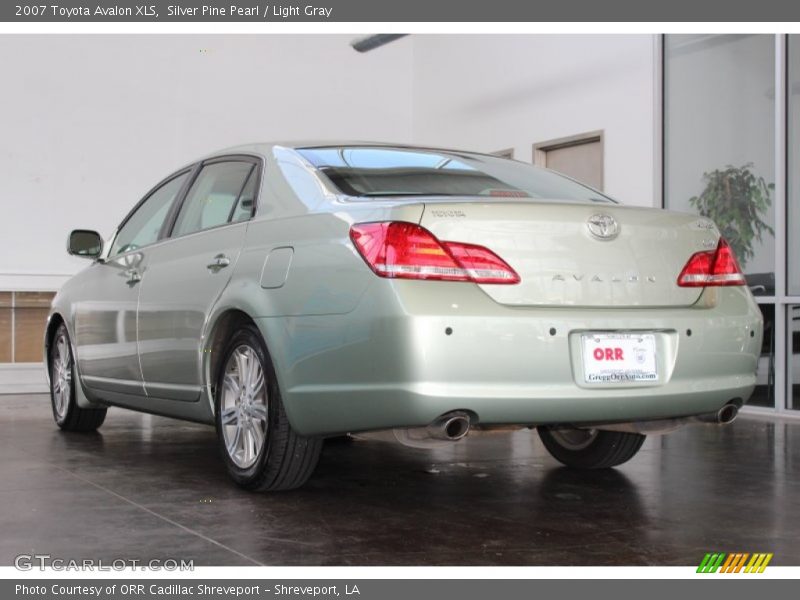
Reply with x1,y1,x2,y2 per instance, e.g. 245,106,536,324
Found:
0,363,47,394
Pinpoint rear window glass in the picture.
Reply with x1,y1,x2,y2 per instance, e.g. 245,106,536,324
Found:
296,146,615,203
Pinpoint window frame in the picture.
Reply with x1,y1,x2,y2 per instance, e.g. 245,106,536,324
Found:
106,166,196,259
164,154,263,240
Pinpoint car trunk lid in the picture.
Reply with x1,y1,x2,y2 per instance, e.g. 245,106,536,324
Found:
418,200,710,308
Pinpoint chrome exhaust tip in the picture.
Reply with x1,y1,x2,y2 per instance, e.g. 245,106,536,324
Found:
692,402,740,425
717,403,739,424
427,411,471,441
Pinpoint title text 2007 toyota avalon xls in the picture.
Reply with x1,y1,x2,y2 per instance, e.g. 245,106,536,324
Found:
45,143,763,490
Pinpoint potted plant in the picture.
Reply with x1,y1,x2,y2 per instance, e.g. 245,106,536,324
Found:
688,163,774,268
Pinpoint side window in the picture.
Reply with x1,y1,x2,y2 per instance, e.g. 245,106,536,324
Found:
171,161,254,237
229,168,258,223
110,172,188,256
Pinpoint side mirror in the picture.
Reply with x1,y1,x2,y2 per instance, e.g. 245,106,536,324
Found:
67,229,103,259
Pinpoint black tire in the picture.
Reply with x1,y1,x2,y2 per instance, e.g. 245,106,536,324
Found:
215,323,322,491
538,427,645,469
48,323,107,432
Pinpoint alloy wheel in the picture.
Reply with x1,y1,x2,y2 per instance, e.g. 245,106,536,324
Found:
51,333,72,419
220,345,269,468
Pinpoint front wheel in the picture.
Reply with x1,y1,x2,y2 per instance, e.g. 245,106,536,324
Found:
537,427,645,469
215,323,322,491
49,323,107,432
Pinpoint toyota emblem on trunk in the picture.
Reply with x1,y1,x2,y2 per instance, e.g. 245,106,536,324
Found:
587,214,620,240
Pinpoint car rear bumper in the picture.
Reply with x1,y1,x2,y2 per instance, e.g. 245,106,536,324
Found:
257,281,762,436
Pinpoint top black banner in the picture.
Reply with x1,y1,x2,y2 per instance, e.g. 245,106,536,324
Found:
3,0,800,22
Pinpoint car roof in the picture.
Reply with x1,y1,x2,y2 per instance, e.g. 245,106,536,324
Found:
200,141,504,162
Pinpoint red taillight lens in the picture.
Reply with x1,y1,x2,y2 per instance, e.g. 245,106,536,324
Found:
350,222,520,284
442,241,521,284
677,238,746,287
350,222,467,281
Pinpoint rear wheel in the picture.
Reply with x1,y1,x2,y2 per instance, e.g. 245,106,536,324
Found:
537,426,645,469
215,323,322,491
49,323,107,432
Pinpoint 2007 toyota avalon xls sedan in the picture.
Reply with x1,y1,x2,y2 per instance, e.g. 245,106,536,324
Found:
45,143,763,490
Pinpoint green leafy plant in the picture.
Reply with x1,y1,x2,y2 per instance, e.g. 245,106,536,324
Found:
689,163,774,268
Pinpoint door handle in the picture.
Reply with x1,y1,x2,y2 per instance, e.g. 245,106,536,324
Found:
124,268,142,285
207,254,231,272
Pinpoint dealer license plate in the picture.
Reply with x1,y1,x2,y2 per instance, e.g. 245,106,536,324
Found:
581,333,658,384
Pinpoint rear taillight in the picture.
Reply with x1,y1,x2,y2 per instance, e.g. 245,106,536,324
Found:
677,238,746,287
349,221,520,284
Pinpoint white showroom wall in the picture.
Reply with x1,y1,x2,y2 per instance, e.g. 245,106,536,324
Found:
410,35,658,207
0,34,414,290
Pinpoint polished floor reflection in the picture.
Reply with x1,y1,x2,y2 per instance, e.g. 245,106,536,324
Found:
0,394,798,566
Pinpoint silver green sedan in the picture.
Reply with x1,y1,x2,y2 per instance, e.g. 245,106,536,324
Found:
45,143,763,490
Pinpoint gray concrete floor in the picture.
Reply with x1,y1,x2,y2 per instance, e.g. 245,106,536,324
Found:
0,394,798,566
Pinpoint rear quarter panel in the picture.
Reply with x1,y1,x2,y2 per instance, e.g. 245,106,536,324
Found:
206,202,425,428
